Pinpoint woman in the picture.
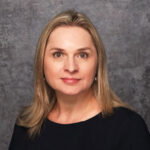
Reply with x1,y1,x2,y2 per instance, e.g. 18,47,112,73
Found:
9,10,150,150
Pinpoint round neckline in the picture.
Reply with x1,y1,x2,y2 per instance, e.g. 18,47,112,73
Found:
45,111,102,127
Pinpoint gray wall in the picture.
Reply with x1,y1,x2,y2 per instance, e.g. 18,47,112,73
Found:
0,0,150,149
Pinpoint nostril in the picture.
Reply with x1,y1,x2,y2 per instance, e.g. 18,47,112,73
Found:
65,68,78,73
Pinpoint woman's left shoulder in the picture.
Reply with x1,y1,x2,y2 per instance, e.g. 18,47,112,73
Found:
101,107,149,132
112,106,146,124
111,107,150,139
101,106,150,135
111,107,150,149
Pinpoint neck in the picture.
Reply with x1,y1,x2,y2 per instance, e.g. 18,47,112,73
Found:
49,88,101,123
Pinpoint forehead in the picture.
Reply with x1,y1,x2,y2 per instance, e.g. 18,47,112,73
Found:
50,25,90,36
48,26,93,45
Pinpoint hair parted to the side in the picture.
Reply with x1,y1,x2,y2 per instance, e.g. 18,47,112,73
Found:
17,9,132,139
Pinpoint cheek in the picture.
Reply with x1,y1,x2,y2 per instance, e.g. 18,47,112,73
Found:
82,63,97,80
44,60,62,78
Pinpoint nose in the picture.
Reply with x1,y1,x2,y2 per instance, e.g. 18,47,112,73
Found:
64,56,78,73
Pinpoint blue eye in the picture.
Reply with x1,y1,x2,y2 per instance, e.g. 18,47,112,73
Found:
53,52,62,58
80,52,88,58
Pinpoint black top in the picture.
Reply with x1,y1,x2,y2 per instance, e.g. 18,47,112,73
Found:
9,107,150,150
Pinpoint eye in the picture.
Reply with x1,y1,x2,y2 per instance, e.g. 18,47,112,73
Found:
79,52,89,58
53,52,63,58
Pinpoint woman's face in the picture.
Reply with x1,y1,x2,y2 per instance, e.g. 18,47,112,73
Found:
44,26,97,96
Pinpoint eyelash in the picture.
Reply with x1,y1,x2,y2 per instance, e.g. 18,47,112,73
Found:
53,52,62,58
52,52,89,58
79,52,89,58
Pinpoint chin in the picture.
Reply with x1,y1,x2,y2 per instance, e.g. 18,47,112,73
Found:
56,88,89,96
58,91,81,96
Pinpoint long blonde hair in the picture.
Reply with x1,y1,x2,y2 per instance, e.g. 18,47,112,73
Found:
17,9,131,138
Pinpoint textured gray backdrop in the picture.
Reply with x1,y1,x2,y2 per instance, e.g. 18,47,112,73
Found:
0,0,150,149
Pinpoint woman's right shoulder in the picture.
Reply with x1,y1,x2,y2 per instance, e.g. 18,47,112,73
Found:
8,123,29,150
10,122,29,142
13,123,28,134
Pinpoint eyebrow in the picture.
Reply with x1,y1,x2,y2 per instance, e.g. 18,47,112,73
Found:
49,47,93,52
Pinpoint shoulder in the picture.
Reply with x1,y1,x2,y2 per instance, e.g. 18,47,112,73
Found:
113,106,141,118
9,123,29,149
113,106,149,129
108,106,147,125
97,106,150,137
110,107,150,149
11,123,29,138
9,124,27,150
12,123,28,136
113,107,150,132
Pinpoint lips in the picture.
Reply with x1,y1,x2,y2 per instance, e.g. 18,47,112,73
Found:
61,78,80,84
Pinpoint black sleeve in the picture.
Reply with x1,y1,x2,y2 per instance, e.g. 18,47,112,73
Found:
116,113,150,150
8,124,29,150
8,125,15,150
